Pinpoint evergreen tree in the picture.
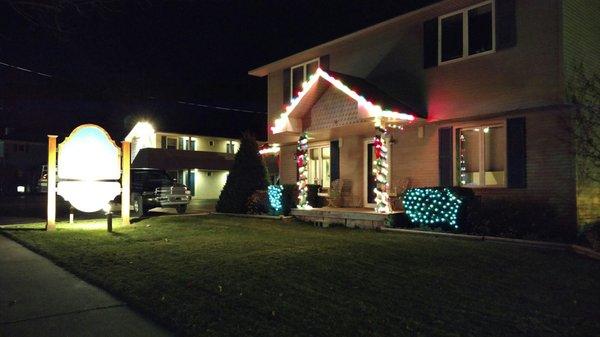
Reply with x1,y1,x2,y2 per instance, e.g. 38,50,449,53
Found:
216,133,269,213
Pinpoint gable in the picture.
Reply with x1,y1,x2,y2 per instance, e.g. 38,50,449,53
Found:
271,68,418,135
304,86,361,132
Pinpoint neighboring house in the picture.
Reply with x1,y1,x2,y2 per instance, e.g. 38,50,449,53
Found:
249,0,600,228
0,128,46,195
126,122,241,200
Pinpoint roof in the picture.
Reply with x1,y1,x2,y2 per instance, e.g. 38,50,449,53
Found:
132,148,234,171
248,1,444,77
327,71,425,118
128,100,268,141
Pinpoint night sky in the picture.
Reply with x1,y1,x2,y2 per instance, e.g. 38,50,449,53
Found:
1,0,438,140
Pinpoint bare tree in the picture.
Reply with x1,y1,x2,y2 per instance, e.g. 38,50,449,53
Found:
567,64,600,183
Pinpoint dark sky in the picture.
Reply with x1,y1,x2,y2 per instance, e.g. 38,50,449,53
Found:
0,0,437,139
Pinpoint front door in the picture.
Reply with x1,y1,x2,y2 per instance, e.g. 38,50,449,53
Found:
364,141,376,207
187,170,195,196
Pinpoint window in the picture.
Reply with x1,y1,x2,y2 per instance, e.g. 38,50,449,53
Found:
307,145,330,189
207,171,212,177
458,125,505,187
209,140,215,147
226,141,236,154
166,137,178,150
439,1,494,63
290,58,319,100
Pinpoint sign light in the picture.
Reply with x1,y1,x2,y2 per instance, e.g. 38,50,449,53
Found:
56,124,121,213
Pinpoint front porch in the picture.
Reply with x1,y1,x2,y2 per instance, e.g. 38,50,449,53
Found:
291,207,404,229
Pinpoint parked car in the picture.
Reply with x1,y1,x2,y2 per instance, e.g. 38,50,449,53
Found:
36,165,48,193
128,168,191,217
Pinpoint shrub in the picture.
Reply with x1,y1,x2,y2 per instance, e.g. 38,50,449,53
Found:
267,185,284,215
402,187,475,231
462,199,567,241
246,190,268,215
281,184,298,216
216,133,269,214
580,221,600,252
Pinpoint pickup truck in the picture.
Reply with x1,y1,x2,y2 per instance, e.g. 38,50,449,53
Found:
129,168,191,217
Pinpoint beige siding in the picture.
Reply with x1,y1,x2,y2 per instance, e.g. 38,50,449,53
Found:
267,71,284,143
279,144,297,185
193,170,228,199
339,136,365,207
266,0,565,125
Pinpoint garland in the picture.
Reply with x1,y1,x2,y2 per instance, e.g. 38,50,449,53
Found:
295,133,310,209
373,119,391,213
459,133,467,185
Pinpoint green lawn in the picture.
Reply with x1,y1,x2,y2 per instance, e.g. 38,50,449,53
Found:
2,215,599,337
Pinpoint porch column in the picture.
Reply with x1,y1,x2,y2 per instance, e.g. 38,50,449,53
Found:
296,133,310,208
373,118,391,213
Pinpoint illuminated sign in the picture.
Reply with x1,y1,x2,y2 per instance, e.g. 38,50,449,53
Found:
56,124,121,213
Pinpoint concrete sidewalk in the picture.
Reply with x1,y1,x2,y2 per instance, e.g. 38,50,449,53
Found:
0,235,171,337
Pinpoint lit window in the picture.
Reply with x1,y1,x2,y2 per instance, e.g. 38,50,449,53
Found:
307,145,330,189
166,137,178,150
439,1,494,63
290,59,319,100
458,125,505,187
226,142,236,154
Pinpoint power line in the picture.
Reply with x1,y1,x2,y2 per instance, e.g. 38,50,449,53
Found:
176,100,266,114
0,60,52,78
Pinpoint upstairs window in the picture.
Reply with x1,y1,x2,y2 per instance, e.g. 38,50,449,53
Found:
226,141,236,154
290,59,319,100
166,137,178,150
439,1,494,64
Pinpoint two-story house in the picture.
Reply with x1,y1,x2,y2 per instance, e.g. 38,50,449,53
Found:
0,127,46,195
126,121,241,200
249,0,599,229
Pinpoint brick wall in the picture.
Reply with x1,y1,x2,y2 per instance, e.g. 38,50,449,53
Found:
392,108,578,228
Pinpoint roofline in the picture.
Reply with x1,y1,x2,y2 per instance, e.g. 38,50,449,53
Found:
248,1,444,77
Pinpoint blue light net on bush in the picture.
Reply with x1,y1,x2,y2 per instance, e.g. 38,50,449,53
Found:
402,188,463,229
267,185,284,215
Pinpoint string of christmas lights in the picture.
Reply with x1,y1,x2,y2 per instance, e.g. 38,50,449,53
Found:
459,133,467,185
373,118,391,213
295,133,311,209
267,185,284,214
271,68,415,134
403,188,463,229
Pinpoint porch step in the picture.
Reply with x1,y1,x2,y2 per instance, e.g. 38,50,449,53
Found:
291,207,403,229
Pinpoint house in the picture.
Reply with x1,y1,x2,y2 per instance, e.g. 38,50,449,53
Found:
0,128,46,195
125,121,241,200
249,0,600,228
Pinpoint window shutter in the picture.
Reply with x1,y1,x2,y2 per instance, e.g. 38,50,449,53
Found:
507,117,526,188
283,68,291,105
423,18,438,69
438,127,453,186
330,140,340,182
495,0,517,50
161,136,166,149
319,55,330,71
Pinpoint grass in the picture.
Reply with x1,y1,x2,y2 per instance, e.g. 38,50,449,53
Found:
2,215,599,337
